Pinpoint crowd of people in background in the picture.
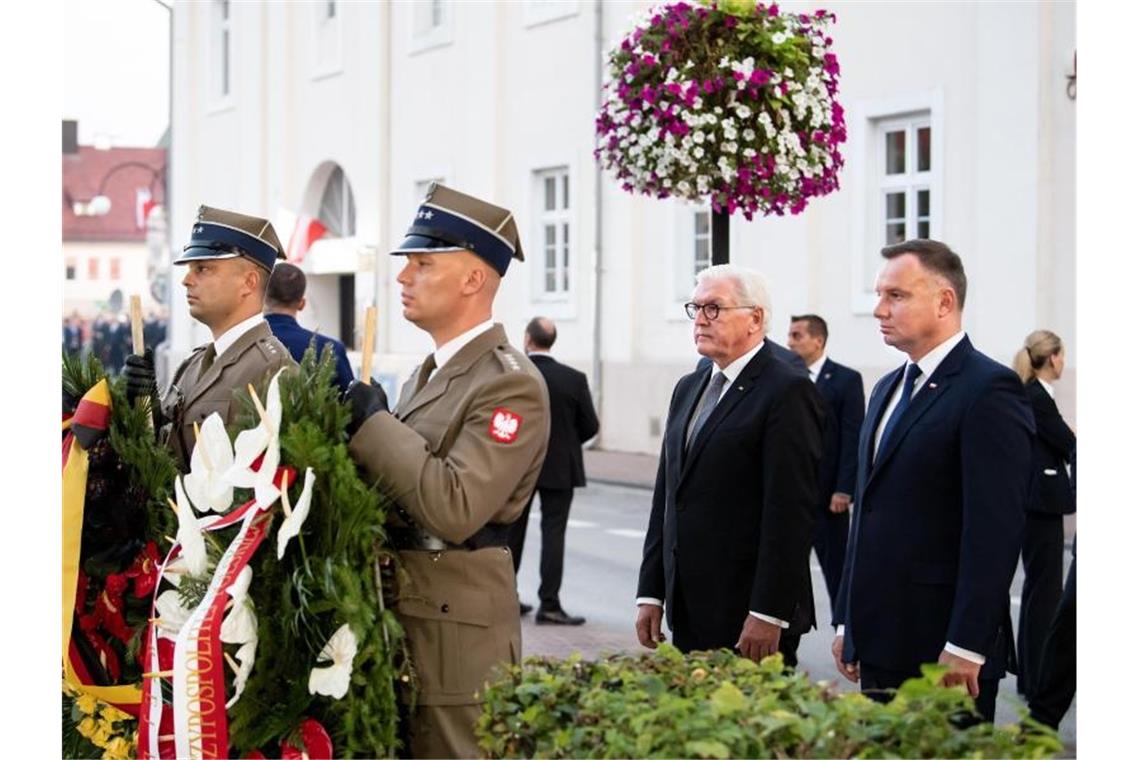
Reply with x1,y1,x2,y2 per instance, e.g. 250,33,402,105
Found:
62,309,168,374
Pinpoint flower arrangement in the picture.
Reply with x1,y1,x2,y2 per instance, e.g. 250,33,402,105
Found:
595,0,846,219
62,346,411,758
64,683,137,760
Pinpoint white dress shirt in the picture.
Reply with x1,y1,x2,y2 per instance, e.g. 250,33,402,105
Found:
807,354,827,384
840,329,984,665
425,318,495,380
637,338,791,630
1037,377,1055,399
212,313,265,358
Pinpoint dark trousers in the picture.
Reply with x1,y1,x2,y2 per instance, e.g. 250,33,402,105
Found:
1028,557,1076,729
506,487,574,608
1017,512,1065,697
811,506,849,619
861,662,999,723
669,581,802,668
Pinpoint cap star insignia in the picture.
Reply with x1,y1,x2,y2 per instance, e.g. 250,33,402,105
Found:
416,209,435,220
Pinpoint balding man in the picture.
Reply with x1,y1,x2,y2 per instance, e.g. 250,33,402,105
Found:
507,316,599,624
344,184,550,757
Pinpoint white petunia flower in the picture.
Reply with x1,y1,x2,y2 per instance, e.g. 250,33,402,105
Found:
308,624,359,700
693,146,705,159
772,32,787,45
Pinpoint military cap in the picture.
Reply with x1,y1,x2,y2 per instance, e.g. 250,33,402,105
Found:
392,183,524,276
174,205,286,272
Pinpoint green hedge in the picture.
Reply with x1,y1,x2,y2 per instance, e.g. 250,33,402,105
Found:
476,645,1062,758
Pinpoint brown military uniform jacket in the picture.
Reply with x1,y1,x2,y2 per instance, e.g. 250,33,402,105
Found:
160,320,295,471
349,323,551,708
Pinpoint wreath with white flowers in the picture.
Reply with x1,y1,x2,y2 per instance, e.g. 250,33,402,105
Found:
595,0,845,219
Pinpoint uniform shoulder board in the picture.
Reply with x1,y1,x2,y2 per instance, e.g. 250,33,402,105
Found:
254,336,283,361
493,346,524,373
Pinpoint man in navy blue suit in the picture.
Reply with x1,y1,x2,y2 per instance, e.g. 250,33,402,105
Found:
832,239,1033,722
264,262,355,392
787,314,864,622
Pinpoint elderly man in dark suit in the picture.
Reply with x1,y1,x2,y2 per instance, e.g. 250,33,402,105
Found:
786,314,864,621
637,264,823,666
507,316,600,624
833,239,1034,722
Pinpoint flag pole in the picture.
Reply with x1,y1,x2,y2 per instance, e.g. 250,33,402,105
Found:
360,305,377,383
129,295,145,355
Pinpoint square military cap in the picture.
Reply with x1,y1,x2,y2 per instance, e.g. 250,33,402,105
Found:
392,183,524,276
174,205,286,272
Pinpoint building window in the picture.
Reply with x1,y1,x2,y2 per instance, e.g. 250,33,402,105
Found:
211,0,233,101
411,0,452,54
318,166,356,237
88,258,99,280
65,259,76,280
534,167,571,298
524,0,579,28
110,258,121,281
869,114,934,287
671,202,712,303
313,0,342,77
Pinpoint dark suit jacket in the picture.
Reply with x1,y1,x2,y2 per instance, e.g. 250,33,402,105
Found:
1025,379,1075,515
265,313,354,393
814,358,865,503
639,343,824,644
529,354,600,490
835,336,1034,679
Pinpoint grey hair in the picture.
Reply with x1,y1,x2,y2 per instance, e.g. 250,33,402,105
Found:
694,264,773,334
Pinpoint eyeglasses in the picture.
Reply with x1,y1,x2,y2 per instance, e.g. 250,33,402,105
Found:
683,302,757,321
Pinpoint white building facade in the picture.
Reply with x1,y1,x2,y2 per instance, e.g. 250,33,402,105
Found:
168,0,1076,454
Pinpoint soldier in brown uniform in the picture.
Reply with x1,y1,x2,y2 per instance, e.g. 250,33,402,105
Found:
124,206,295,471
345,183,550,758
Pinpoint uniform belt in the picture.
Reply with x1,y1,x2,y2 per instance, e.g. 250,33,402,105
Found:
388,522,512,552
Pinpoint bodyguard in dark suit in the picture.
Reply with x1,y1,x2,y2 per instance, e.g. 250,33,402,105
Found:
1012,330,1075,699
507,317,600,624
833,240,1034,722
786,314,865,620
637,265,823,666
263,262,355,393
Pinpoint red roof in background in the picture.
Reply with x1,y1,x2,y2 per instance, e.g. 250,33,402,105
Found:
62,146,166,242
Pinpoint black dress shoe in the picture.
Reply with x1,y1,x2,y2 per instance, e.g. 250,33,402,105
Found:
535,607,586,626
519,603,533,615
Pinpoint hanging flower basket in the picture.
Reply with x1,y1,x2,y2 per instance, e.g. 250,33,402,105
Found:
595,0,846,219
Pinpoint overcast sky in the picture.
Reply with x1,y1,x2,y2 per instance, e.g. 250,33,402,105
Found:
63,0,170,148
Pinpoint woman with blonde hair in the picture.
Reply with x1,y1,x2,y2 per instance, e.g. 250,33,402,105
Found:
1011,330,1075,701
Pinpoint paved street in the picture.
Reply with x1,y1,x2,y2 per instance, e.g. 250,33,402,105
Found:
516,480,1076,751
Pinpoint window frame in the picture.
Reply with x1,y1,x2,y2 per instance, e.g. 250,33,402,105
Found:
65,259,77,280
847,92,944,314
208,0,236,112
667,198,713,320
523,0,579,29
311,0,344,80
409,0,453,55
533,166,572,302
109,257,121,281
88,257,100,280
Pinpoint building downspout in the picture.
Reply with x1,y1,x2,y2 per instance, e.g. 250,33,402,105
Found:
589,0,605,447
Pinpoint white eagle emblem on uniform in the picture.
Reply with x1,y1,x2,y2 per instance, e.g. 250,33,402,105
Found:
489,407,522,443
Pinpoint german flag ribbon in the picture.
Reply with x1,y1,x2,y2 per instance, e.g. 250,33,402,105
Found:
62,379,143,710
